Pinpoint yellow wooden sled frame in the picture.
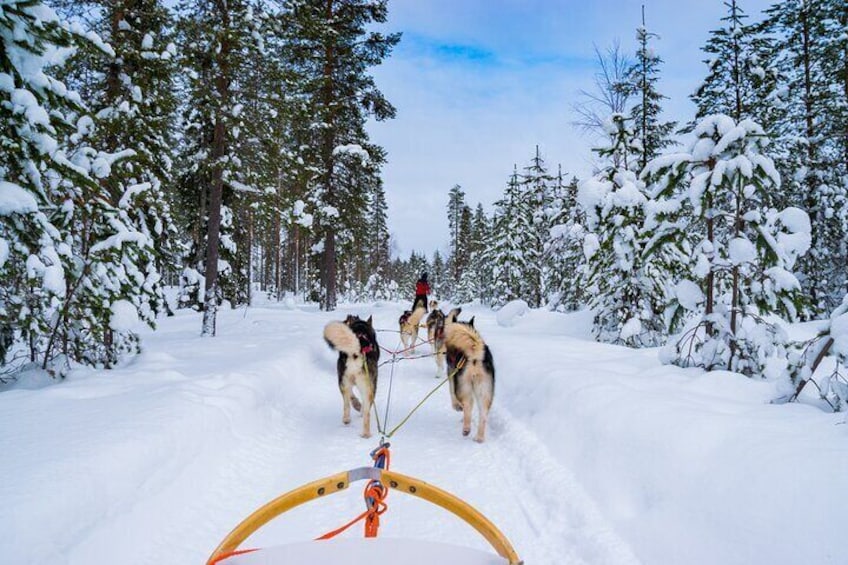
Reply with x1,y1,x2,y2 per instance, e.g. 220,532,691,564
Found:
207,467,523,565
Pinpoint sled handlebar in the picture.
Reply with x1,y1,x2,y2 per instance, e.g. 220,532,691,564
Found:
206,467,522,565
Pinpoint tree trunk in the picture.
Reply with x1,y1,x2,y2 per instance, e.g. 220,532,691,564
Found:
842,6,848,176
801,3,819,309
320,0,337,311
274,214,282,300
201,2,230,336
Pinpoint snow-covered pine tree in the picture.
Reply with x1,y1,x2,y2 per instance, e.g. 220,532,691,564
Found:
645,115,811,377
446,184,469,295
284,0,399,311
488,166,528,306
363,174,392,300
546,172,585,311
761,0,848,315
1,1,157,373
430,250,446,300
470,203,492,304
176,0,269,334
520,146,555,307
56,0,179,353
689,0,778,129
578,114,666,347
627,8,677,172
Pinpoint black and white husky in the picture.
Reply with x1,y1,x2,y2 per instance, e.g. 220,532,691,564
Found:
323,315,379,438
398,302,426,353
425,301,446,377
444,314,495,443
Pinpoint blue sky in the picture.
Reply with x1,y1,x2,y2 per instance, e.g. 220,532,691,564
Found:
366,0,775,257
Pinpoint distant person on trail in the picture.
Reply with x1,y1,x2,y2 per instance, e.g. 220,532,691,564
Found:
413,273,430,312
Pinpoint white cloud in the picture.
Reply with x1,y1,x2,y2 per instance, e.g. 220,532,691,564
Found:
367,0,775,256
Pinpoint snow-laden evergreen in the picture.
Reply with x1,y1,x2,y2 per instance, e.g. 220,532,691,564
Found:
1,1,162,374
578,114,667,347
761,0,848,315
645,115,811,377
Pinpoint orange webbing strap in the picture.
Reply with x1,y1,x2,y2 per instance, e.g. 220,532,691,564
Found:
317,444,391,540
207,548,260,565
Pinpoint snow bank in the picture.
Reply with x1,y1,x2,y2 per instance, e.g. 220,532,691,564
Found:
495,300,529,327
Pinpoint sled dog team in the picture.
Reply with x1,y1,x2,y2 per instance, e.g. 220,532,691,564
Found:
323,301,495,443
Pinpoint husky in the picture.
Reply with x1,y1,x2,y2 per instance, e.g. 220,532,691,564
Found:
398,302,426,353
323,315,379,438
425,301,446,377
444,315,495,443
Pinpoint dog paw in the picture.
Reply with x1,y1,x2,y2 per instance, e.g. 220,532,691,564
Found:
462,428,470,436
360,431,372,439
343,417,351,425
474,436,485,443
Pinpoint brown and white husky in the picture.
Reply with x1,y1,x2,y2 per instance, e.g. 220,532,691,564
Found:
444,314,495,443
323,315,379,438
398,302,426,353
426,302,462,378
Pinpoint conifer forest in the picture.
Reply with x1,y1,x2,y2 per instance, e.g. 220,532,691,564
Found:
2,0,848,397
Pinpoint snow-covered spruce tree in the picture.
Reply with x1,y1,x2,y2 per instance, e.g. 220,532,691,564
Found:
689,0,778,129
546,173,586,312
488,166,529,307
285,0,399,311
626,10,677,172
646,115,811,377
519,146,555,307
578,114,667,347
761,0,848,315
57,0,178,346
470,203,492,304
176,0,269,333
1,1,159,373
430,250,446,300
0,0,81,371
446,184,469,295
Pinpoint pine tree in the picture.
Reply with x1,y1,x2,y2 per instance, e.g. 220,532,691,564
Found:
488,167,527,306
470,203,492,304
446,183,469,294
645,115,811,376
1,1,158,373
430,250,446,299
546,172,585,311
627,7,677,171
57,0,179,346
690,0,777,128
762,0,848,315
285,0,399,311
578,114,667,347
176,0,266,334
520,146,555,306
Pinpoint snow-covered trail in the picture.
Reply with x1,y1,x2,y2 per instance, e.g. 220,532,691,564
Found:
0,303,640,565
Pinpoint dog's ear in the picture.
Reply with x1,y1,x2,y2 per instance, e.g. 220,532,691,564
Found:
367,315,373,327
469,316,475,327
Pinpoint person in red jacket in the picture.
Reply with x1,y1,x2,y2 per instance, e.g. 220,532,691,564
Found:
413,272,430,312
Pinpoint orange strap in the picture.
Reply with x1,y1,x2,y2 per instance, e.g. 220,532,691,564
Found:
317,445,391,540
207,547,260,564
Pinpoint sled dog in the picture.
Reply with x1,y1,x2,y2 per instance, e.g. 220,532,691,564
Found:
323,315,379,438
425,301,446,377
444,314,495,443
398,302,426,353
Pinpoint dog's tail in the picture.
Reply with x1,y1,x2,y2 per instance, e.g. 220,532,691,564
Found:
445,323,485,360
324,321,360,355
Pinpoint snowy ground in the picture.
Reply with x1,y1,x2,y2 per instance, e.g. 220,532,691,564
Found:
1,299,846,564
